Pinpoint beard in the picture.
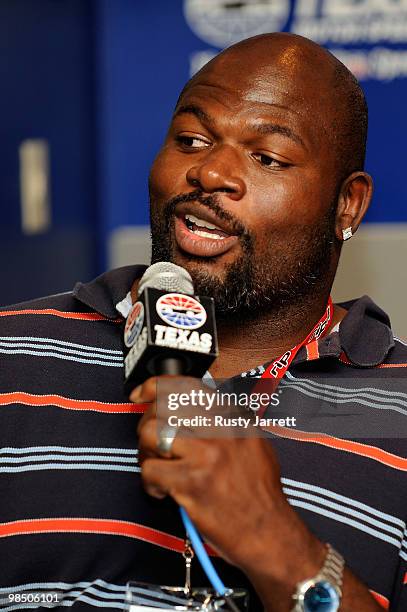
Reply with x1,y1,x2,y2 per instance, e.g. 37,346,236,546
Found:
149,189,337,321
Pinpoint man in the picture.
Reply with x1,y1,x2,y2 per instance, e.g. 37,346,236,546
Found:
0,33,405,612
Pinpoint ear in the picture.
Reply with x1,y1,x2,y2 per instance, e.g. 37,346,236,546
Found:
334,172,373,242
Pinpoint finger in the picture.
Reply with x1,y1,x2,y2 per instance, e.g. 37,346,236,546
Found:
136,403,158,436
129,376,159,404
138,418,181,460
131,374,208,405
138,415,210,461
136,399,182,447
141,457,187,501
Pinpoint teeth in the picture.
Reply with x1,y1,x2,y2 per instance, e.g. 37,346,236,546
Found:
193,230,225,240
185,213,220,230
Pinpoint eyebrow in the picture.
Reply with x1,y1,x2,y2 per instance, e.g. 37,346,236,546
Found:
173,104,305,148
254,123,305,148
173,104,214,126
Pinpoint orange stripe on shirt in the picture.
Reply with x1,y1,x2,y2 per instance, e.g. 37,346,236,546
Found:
0,518,183,552
369,589,389,609
263,425,407,471
404,572,407,585
0,309,121,322
0,392,148,414
0,518,217,555
306,340,319,361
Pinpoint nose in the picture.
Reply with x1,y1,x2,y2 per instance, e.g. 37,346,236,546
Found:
186,145,246,201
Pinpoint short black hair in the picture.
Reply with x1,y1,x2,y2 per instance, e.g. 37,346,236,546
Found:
330,60,368,184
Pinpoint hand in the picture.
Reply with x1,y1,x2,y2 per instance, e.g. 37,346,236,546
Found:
132,375,326,610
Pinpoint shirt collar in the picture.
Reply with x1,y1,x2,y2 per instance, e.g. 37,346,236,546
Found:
72,265,148,319
295,295,394,367
337,294,394,366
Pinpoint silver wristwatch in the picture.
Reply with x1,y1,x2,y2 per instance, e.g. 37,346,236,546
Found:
291,543,345,612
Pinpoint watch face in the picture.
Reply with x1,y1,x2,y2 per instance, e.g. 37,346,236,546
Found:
303,581,340,612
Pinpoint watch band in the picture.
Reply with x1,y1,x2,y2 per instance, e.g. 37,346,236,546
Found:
291,543,345,611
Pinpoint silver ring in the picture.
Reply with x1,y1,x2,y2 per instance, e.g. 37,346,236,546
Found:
157,425,178,454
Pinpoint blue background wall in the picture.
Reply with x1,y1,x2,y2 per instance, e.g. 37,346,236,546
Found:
0,0,98,303
1,0,406,305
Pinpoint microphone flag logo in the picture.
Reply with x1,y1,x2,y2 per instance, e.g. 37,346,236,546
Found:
156,293,207,330
124,301,145,347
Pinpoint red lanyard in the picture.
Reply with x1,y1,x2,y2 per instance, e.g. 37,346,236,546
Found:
260,296,333,381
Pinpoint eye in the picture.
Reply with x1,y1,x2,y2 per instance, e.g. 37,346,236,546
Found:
252,153,290,169
176,135,211,150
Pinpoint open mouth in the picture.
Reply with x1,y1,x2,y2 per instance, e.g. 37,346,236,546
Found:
174,208,239,258
184,213,230,240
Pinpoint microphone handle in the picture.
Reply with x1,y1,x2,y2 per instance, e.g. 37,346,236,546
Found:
155,356,186,376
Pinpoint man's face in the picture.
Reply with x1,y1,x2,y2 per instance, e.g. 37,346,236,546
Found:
149,45,340,318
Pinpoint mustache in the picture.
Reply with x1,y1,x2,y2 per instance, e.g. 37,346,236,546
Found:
163,189,248,238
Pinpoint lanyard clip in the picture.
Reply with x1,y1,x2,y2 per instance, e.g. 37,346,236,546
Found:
183,538,194,597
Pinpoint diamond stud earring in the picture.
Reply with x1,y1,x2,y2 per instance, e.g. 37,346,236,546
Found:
342,227,353,241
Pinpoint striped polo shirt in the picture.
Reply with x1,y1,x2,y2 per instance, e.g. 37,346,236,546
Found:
0,265,405,611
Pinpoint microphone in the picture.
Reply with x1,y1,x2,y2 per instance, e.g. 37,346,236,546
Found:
124,264,238,609
123,262,218,395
